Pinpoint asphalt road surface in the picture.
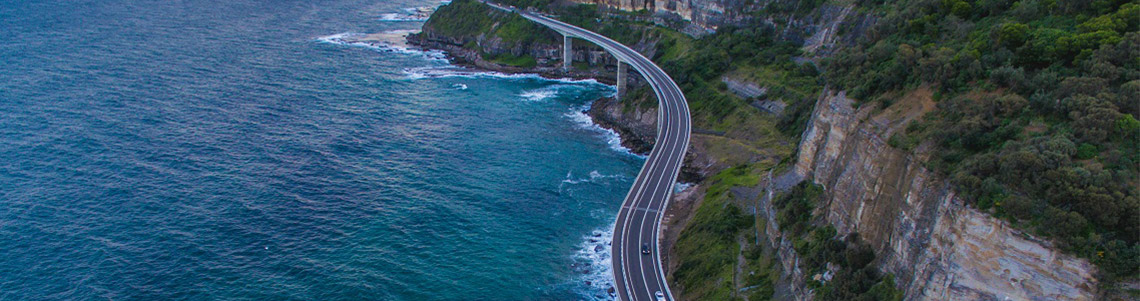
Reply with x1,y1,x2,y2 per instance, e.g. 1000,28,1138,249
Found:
500,6,692,300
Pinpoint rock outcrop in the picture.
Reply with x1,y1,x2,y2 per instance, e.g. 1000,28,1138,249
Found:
409,27,623,82
569,0,759,31
412,3,1104,299
586,97,657,154
567,0,876,42
783,88,1100,300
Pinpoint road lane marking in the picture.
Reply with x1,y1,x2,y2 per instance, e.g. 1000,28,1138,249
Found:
517,11,689,300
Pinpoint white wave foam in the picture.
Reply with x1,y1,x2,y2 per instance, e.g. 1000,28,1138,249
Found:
379,13,425,22
674,182,694,194
519,86,560,102
559,170,627,192
572,224,617,300
565,104,645,158
317,32,448,62
402,66,609,87
380,6,435,22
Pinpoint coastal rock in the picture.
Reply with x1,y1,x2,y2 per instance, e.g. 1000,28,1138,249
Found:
779,88,1100,300
407,15,625,83
585,96,657,155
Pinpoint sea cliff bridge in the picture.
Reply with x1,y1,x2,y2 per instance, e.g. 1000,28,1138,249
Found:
485,3,692,300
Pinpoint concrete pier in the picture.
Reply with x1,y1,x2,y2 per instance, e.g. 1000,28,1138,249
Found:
510,7,691,301
616,58,627,98
563,35,572,70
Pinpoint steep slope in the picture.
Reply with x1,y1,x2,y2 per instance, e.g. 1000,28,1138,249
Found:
789,89,1099,300
413,0,1135,299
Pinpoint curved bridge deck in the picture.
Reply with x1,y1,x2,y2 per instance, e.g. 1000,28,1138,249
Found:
486,3,692,300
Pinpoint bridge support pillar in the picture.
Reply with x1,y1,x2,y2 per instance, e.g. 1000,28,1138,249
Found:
562,35,572,70
615,59,627,99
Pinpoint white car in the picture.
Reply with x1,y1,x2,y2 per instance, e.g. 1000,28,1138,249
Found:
655,291,666,301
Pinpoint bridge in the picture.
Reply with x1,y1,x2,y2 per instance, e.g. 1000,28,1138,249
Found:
486,3,692,301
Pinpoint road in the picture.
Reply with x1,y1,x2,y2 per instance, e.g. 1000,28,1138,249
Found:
498,5,693,301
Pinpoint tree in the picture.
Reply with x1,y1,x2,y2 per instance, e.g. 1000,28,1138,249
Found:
996,22,1030,48
1068,96,1121,144
1001,195,1038,220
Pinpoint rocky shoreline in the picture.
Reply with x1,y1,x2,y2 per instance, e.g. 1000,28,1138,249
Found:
406,30,618,84
406,32,662,158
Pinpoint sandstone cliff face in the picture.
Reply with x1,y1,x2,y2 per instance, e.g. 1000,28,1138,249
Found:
786,89,1100,300
780,4,873,57
567,0,876,42
568,0,758,31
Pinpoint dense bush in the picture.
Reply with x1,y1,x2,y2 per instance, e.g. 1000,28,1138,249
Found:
422,0,499,38
495,0,553,9
828,0,1139,279
658,25,809,126
774,181,904,301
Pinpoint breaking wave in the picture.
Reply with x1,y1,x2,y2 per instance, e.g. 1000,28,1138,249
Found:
402,66,608,87
564,103,644,158
379,7,431,22
379,13,426,22
316,32,448,62
571,225,617,300
674,182,694,194
520,88,559,102
558,170,627,193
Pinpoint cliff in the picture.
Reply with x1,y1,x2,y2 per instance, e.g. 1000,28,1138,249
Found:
774,88,1100,300
412,1,1114,299
568,0,758,33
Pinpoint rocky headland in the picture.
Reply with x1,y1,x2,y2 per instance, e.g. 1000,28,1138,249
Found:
410,0,1127,299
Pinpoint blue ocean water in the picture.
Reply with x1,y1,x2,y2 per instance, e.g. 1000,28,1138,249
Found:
0,0,641,299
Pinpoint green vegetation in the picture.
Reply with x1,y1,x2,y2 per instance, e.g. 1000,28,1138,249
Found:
423,0,1140,295
421,0,557,63
673,165,759,300
740,227,778,301
491,14,555,44
657,26,808,126
494,0,553,9
677,174,907,301
487,52,538,67
422,0,500,38
827,0,1139,279
542,3,823,140
774,182,905,301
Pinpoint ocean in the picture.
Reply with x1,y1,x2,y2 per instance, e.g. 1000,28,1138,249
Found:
0,0,641,299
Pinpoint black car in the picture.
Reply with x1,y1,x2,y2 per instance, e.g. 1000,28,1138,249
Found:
641,243,650,255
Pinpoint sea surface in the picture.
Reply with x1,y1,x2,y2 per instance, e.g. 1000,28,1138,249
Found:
0,0,642,299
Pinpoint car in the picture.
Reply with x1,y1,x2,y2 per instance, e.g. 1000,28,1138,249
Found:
655,290,666,301
641,243,650,255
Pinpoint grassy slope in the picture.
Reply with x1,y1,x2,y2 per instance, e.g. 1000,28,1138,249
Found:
447,0,1140,296
672,166,761,300
424,1,901,298
540,5,825,300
